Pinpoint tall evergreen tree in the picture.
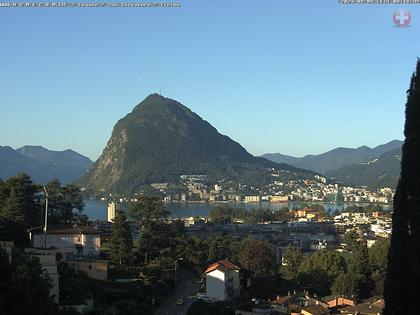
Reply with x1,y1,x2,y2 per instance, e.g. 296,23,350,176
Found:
0,174,41,227
384,59,420,315
109,211,133,265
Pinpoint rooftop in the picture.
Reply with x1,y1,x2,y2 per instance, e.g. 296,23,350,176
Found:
204,259,240,274
32,227,100,235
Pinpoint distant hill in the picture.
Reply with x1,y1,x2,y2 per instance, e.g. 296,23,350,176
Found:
325,148,402,190
79,94,316,194
0,145,93,184
262,140,403,174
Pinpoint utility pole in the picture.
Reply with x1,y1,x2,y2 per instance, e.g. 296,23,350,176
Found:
43,186,49,248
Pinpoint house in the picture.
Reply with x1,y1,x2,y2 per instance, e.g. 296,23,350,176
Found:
270,195,289,203
205,260,240,301
271,292,328,315
325,296,356,309
31,228,101,257
245,196,261,203
67,259,108,280
301,304,329,315
338,299,384,315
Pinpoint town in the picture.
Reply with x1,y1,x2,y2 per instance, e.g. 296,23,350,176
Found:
99,171,395,206
0,172,392,314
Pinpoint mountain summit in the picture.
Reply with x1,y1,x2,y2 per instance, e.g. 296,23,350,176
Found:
80,94,313,194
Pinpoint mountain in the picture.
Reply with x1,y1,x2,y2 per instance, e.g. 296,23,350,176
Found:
325,148,402,189
0,145,93,184
79,94,316,194
262,140,403,174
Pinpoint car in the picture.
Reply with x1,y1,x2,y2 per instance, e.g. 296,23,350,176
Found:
176,298,184,305
198,296,213,303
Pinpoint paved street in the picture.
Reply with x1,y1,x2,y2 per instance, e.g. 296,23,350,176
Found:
155,269,200,315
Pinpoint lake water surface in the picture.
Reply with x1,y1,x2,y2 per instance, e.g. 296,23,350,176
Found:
83,199,390,221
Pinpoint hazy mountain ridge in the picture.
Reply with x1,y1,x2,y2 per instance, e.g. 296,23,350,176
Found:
325,148,402,189
79,94,317,194
0,145,93,184
262,140,403,174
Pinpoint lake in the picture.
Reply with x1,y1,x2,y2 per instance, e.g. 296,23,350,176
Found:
83,199,390,221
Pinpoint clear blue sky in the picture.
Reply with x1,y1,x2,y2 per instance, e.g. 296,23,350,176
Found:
1,1,419,161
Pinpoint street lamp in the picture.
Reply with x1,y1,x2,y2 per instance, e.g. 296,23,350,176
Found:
174,257,183,292
42,186,49,248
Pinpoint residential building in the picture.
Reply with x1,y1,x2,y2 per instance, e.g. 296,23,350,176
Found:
107,201,118,222
245,195,261,203
270,195,289,202
67,259,108,280
301,304,329,315
32,228,101,257
205,260,240,301
338,299,384,315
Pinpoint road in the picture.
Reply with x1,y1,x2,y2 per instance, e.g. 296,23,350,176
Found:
155,269,200,315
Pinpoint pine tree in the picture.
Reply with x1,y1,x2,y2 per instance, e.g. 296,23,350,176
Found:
384,59,420,315
109,211,133,265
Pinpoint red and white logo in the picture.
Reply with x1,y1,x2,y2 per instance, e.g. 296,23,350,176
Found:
393,9,411,28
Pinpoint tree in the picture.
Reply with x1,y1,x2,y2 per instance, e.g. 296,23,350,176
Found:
109,211,133,265
280,244,303,281
343,230,360,251
0,174,41,227
384,59,420,315
127,196,169,225
298,249,346,296
206,235,239,264
134,219,184,264
45,180,84,226
299,249,346,280
0,248,62,314
297,269,331,297
178,236,208,271
238,239,276,277
369,238,389,274
332,272,365,298
208,239,218,263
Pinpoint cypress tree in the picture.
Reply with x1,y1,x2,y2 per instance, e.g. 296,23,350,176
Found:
384,59,420,314
109,211,133,265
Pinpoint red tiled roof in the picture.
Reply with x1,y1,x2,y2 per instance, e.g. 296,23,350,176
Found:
204,260,240,274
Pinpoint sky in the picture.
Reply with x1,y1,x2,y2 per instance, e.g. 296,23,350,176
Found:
1,1,419,161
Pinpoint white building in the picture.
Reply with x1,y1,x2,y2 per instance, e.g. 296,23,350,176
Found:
205,260,240,301
32,228,101,257
245,195,261,203
108,201,117,222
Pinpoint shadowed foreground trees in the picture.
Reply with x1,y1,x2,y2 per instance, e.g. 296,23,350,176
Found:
0,248,68,315
384,59,420,314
